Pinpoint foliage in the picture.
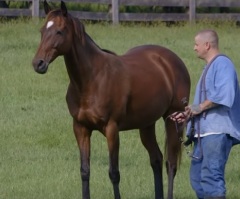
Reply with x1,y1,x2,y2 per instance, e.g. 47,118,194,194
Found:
0,19,240,199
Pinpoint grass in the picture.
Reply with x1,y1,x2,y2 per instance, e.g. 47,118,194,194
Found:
1,19,240,199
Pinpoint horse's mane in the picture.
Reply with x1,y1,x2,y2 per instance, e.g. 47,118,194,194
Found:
85,33,117,55
71,16,117,55
102,49,117,55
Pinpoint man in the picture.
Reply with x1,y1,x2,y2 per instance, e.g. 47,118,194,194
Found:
171,29,240,199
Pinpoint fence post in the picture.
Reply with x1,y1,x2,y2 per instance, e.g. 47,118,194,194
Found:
32,0,39,18
189,0,196,24
112,0,119,25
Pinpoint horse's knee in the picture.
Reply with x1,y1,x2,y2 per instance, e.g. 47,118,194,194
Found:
109,169,120,184
149,149,163,168
165,161,177,176
150,159,163,171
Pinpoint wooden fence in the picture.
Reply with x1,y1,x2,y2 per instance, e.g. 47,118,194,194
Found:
0,0,240,24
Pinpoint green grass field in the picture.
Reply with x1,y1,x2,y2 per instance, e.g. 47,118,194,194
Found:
1,19,240,199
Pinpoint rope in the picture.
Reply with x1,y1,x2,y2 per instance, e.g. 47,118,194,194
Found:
165,113,193,158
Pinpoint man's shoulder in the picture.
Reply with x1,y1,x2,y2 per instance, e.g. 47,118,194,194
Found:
213,55,235,69
215,54,231,62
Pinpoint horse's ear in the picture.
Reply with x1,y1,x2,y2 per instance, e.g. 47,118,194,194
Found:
43,0,51,15
61,1,67,16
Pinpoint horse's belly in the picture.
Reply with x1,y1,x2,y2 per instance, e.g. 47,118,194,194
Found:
118,101,169,130
118,114,161,130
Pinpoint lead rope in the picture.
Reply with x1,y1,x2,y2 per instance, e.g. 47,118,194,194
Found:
164,96,195,158
166,114,202,159
176,119,193,157
164,114,192,157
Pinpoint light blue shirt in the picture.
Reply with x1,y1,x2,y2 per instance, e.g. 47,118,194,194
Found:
187,55,240,141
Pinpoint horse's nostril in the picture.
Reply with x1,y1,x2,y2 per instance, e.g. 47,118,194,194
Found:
34,59,48,74
38,59,44,68
37,59,46,71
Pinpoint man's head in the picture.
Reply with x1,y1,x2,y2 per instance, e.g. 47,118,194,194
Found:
194,29,219,62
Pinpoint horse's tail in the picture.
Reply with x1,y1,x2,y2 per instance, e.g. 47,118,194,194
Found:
163,97,189,168
164,116,185,169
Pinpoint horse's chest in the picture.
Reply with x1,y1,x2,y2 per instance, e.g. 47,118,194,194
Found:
77,107,107,128
67,93,108,130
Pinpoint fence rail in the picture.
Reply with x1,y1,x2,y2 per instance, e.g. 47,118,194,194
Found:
0,0,240,24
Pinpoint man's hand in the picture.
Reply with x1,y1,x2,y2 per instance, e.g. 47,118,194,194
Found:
170,108,191,123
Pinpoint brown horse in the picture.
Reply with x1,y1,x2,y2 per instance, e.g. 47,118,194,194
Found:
32,1,190,199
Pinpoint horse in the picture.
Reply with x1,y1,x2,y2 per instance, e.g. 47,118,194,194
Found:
32,1,190,199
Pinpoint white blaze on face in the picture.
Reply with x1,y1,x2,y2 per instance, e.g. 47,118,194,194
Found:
46,21,54,29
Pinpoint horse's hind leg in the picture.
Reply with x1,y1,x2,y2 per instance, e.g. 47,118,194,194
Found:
164,117,183,199
139,124,164,199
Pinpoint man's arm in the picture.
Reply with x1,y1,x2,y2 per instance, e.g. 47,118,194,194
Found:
170,99,218,123
190,99,218,116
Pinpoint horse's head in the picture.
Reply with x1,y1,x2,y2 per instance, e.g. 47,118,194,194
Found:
32,1,74,74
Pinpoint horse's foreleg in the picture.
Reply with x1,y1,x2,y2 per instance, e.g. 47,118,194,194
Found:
105,122,121,199
73,120,92,199
140,124,164,199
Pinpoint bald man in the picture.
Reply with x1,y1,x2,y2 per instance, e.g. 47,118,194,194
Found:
171,30,240,199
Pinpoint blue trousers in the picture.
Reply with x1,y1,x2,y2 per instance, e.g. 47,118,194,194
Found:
190,134,234,198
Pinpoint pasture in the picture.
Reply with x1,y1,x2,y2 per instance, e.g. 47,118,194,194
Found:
1,19,240,199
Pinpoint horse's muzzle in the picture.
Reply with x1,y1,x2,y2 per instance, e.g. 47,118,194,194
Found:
32,59,49,74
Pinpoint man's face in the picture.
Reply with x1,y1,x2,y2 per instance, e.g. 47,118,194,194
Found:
194,35,208,60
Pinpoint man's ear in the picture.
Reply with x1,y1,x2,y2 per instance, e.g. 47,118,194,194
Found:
205,42,211,50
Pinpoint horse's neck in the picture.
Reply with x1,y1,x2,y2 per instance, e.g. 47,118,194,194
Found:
64,34,104,90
